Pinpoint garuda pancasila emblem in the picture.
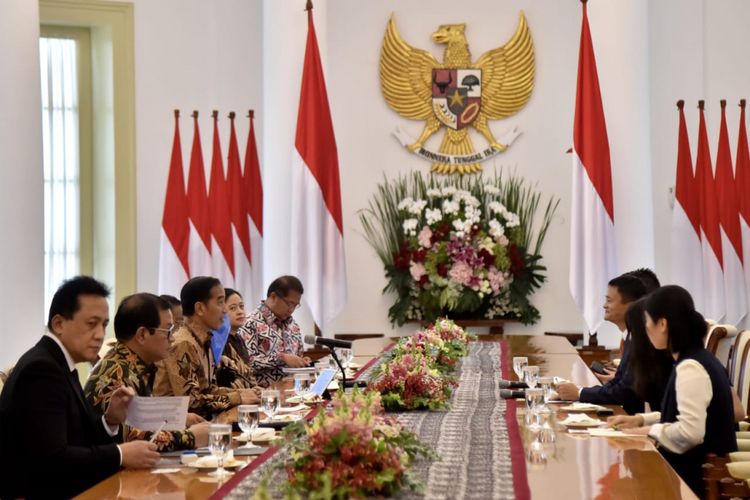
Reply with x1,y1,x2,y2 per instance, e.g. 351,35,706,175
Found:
380,13,535,174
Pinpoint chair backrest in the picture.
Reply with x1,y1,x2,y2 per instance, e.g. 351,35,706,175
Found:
735,335,750,415
729,331,750,388
713,325,741,370
706,324,737,356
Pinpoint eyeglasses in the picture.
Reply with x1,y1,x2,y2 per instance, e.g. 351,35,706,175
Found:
279,296,301,311
151,326,175,339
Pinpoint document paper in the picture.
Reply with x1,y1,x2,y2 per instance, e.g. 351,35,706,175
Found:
125,396,189,431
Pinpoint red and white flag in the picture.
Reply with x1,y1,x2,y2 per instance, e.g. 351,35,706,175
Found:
569,1,617,335
736,100,750,326
208,112,235,286
227,112,253,298
187,112,212,277
244,111,264,306
158,110,190,294
290,5,347,333
696,102,726,322
671,101,704,310
716,100,746,325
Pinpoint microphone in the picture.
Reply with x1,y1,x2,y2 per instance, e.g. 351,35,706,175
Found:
499,380,528,389
304,335,353,349
500,389,526,399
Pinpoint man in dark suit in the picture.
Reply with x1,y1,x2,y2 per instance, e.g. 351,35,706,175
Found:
556,272,656,414
0,276,160,499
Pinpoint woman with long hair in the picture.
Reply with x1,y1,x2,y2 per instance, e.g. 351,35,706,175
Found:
215,288,258,389
624,297,674,411
609,285,737,497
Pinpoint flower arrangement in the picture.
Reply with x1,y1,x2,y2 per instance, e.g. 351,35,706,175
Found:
359,171,558,325
279,389,436,499
368,319,472,410
369,350,457,411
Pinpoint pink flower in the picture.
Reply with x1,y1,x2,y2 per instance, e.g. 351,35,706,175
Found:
410,262,426,282
448,261,473,286
488,266,506,293
418,226,432,248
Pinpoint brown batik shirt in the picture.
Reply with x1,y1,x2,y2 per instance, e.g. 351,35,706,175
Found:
153,318,242,419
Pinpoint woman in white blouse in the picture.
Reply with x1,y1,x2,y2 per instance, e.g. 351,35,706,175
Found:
608,285,737,497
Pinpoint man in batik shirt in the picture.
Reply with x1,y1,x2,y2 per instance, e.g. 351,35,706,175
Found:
85,293,209,451
239,276,311,387
153,277,260,418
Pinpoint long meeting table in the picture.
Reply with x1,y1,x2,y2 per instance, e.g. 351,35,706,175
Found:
75,334,696,499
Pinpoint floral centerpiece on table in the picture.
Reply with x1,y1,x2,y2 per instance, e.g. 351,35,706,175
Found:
359,171,558,325
278,389,436,499
369,350,457,411
368,319,472,411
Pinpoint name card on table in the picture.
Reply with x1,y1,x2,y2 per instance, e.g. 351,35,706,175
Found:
126,396,189,431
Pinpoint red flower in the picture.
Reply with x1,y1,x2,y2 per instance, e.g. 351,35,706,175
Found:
478,248,495,267
413,248,427,263
509,244,525,277
436,263,448,277
393,242,411,270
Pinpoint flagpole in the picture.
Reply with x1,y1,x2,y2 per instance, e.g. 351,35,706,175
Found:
228,111,235,120
247,109,254,119
174,109,179,119
192,110,198,119
677,99,684,111
741,99,747,110
306,0,313,11
698,100,705,111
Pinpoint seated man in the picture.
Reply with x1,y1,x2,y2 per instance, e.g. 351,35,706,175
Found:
160,293,184,327
0,276,159,499
556,273,651,414
239,275,311,387
85,293,209,451
153,276,260,418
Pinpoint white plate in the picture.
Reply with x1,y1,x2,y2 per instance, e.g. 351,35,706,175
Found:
188,459,246,470
277,403,308,413
561,420,605,428
559,403,606,412
260,414,303,424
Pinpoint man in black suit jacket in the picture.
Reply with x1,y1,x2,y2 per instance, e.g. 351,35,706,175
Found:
556,273,652,414
0,276,160,499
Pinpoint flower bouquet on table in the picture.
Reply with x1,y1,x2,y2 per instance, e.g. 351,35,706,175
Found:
429,318,476,367
359,171,558,326
368,351,457,411
276,389,436,499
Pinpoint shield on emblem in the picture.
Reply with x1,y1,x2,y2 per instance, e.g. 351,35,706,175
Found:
432,68,482,130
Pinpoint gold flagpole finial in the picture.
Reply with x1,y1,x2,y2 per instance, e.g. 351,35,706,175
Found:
191,110,199,119
676,100,684,110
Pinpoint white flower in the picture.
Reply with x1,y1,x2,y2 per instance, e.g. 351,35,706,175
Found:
397,197,414,211
485,185,500,195
452,218,471,237
408,199,428,215
425,208,442,225
441,186,457,196
488,201,506,215
488,219,505,239
403,218,419,235
464,205,481,224
426,188,442,198
442,199,460,215
504,211,520,228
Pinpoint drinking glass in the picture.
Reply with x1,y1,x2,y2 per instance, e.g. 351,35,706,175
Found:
260,389,281,421
237,404,259,446
523,365,540,389
207,424,232,477
538,376,553,412
294,373,311,395
525,388,544,432
338,348,353,369
513,356,528,381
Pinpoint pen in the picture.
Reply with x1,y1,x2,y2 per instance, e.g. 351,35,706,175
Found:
150,419,168,443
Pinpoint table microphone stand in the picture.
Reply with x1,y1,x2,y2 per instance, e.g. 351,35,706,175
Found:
328,347,347,389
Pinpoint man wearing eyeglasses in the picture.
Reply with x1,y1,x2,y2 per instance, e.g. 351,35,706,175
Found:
85,293,210,451
239,275,311,387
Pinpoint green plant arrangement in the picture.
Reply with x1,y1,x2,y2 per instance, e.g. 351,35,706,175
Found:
359,170,559,326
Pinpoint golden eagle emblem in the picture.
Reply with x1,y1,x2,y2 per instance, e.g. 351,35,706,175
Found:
380,13,535,174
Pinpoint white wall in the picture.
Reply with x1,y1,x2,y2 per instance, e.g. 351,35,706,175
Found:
0,0,44,368
133,0,263,298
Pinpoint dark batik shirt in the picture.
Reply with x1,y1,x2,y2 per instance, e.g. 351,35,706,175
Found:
84,342,195,451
